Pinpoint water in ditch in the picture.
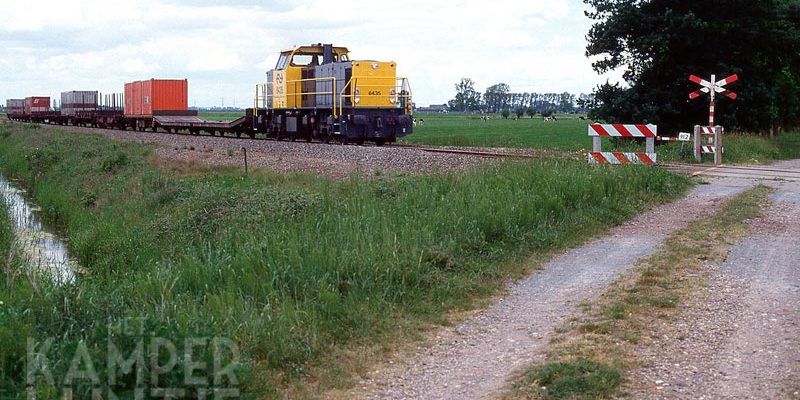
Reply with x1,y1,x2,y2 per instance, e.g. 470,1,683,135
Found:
0,174,76,284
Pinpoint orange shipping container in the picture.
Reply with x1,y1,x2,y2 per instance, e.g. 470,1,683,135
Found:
124,79,188,117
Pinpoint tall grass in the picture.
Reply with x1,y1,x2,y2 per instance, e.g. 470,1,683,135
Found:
0,124,691,398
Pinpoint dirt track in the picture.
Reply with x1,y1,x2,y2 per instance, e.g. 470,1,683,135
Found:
347,176,754,400
627,159,800,399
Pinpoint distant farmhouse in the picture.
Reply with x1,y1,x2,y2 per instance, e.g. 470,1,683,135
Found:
416,104,448,113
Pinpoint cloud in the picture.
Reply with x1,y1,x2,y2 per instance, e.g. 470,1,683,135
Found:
0,0,621,107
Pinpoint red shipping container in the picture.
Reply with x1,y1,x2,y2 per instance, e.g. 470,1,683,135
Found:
124,79,188,117
24,97,50,114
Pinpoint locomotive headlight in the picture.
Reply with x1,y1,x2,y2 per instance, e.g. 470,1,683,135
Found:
354,88,361,104
389,88,397,104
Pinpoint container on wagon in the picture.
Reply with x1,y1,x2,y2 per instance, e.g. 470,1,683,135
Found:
6,99,25,114
61,91,98,116
124,79,190,117
24,97,50,114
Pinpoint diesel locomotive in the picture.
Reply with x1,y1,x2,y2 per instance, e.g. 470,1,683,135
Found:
249,43,414,145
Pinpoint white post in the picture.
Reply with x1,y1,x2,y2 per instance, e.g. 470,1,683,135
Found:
693,125,702,162
714,126,723,165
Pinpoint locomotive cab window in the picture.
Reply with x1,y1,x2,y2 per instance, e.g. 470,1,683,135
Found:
291,54,320,66
276,54,289,70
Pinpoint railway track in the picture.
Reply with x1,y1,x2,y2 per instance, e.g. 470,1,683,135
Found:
9,119,546,160
663,163,800,182
396,144,539,159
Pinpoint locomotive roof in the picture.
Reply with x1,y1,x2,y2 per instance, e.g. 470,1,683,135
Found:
281,44,350,54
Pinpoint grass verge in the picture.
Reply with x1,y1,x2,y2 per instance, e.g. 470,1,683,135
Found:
503,185,771,400
0,123,690,398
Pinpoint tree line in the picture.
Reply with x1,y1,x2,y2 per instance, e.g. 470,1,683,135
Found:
447,78,592,115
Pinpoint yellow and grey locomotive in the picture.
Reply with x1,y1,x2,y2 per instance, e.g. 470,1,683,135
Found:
250,44,413,145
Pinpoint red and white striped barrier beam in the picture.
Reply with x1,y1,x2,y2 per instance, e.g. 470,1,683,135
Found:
657,132,691,142
588,124,657,138
698,126,715,135
700,146,716,154
588,152,657,165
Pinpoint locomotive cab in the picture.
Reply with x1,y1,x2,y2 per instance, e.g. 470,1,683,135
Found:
270,45,350,109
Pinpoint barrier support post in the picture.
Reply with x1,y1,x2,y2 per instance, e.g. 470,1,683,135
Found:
714,126,723,165
693,125,702,162
646,136,655,154
593,136,602,152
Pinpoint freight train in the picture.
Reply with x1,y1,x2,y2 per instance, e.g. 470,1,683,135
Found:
4,44,414,145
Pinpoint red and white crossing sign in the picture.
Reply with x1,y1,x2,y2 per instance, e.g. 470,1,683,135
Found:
689,73,738,127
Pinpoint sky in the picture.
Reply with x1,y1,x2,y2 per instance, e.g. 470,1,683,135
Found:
0,0,623,108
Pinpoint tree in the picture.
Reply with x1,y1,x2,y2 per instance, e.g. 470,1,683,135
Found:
558,92,576,113
447,78,482,112
484,83,510,113
501,109,510,119
515,108,525,119
584,0,800,133
526,108,536,118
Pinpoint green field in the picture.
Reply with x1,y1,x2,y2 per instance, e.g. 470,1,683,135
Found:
194,112,800,163
406,113,800,163
403,113,591,150
0,123,690,398
199,111,246,121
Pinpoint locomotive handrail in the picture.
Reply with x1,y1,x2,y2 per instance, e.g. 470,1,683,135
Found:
337,76,412,116
254,74,411,119
254,77,339,117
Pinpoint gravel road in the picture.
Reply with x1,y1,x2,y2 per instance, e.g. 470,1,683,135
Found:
346,177,753,400
627,159,800,400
